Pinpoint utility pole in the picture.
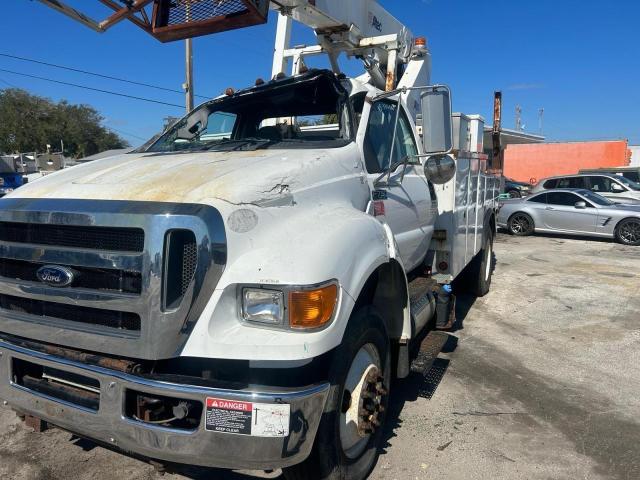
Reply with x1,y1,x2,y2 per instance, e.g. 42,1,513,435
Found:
183,1,194,113
515,105,522,131
538,108,544,135
492,91,503,173
184,39,194,113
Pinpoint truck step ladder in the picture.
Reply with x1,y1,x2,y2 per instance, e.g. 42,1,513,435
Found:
410,330,449,376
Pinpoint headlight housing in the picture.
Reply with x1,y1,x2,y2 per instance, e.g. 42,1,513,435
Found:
240,281,338,331
242,288,285,325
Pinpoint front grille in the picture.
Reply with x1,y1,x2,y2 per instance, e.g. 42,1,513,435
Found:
181,240,198,295
0,222,144,252
0,258,142,294
0,294,141,332
163,230,197,310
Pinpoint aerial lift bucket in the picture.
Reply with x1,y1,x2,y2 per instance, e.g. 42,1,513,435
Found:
151,0,271,42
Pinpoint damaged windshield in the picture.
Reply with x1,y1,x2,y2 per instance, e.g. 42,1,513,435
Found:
146,72,353,153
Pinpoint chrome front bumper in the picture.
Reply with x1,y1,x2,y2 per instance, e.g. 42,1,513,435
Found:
0,340,330,470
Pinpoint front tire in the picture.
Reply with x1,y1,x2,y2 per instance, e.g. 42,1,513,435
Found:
615,218,640,246
283,307,390,480
508,212,534,236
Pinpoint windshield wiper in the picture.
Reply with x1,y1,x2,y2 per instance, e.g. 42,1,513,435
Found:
201,137,276,151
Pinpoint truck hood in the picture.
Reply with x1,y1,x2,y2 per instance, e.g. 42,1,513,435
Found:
10,149,353,207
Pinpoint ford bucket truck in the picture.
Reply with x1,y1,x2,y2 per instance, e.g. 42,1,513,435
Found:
0,1,499,478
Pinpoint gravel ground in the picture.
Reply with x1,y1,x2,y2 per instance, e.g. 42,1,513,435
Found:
1,232,639,480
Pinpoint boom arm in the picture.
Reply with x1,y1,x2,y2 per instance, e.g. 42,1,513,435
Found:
270,0,418,91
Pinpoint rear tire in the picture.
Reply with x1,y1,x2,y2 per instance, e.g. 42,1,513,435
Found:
508,212,534,236
283,307,391,480
472,233,494,297
507,189,522,199
615,218,640,246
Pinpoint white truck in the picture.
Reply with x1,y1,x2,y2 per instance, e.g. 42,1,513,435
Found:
0,1,499,478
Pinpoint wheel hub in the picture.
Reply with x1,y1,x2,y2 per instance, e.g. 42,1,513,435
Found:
339,343,385,459
356,369,387,436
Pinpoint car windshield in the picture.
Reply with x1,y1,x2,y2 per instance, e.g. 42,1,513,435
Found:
580,190,614,206
615,175,640,191
145,73,352,153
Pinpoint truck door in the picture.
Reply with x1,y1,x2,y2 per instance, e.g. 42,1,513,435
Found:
362,99,434,271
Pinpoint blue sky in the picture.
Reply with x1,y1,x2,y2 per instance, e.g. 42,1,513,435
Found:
2,0,639,147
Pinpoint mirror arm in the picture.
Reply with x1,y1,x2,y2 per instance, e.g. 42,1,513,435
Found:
373,155,412,188
386,92,404,185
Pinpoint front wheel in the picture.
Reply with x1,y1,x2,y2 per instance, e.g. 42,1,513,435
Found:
508,212,534,236
615,218,640,246
283,307,390,480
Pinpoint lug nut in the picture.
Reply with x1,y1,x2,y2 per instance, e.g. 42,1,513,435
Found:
361,390,374,399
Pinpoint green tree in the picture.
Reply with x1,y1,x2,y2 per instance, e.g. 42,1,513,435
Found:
0,88,128,157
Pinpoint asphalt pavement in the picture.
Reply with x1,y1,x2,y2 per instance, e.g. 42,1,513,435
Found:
1,232,639,480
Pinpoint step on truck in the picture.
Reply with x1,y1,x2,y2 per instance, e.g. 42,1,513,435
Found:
0,1,499,478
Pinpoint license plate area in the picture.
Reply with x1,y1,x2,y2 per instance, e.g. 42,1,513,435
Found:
12,358,100,411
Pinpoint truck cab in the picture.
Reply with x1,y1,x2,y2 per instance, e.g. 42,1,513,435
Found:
0,3,498,479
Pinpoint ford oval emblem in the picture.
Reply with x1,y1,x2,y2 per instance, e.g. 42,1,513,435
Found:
36,265,75,288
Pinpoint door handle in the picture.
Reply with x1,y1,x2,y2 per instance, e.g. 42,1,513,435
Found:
545,207,554,210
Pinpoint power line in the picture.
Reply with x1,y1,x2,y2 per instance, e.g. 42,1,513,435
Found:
0,68,184,109
106,125,148,142
0,76,16,88
0,52,211,100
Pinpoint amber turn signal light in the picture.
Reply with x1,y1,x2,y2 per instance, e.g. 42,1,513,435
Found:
289,284,338,329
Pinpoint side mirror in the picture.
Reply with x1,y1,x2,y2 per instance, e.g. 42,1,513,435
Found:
424,154,456,184
421,86,453,155
574,201,587,209
611,183,625,193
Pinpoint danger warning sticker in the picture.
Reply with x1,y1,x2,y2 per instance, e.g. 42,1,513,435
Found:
205,398,290,437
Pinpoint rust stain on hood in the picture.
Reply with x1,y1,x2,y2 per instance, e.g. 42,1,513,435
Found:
11,149,324,206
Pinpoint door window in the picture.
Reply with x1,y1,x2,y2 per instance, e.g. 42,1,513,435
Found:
556,177,586,189
527,193,547,203
543,179,558,189
547,192,581,206
363,101,418,174
587,176,616,193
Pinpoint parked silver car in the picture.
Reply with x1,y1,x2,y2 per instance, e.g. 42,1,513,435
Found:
531,173,640,204
497,188,640,245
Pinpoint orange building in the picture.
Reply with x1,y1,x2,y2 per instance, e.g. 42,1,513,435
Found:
503,140,631,184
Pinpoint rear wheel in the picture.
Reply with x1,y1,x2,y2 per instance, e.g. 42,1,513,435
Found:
508,212,534,236
507,189,522,199
283,307,390,480
615,218,640,246
473,233,494,296
453,230,494,297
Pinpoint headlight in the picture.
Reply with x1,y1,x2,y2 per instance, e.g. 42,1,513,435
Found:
240,282,338,330
242,288,284,325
